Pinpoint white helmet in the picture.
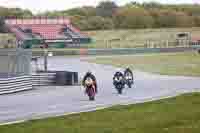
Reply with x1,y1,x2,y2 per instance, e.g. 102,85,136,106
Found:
116,68,121,72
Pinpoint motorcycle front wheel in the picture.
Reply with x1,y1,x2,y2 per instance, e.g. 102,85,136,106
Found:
87,87,96,101
118,89,122,94
128,84,132,88
116,86,123,94
89,96,95,101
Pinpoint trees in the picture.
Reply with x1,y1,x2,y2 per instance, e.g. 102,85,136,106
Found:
0,7,32,17
71,16,114,30
0,2,200,30
175,12,194,27
114,6,154,29
43,2,200,30
64,6,96,17
193,16,200,27
96,1,118,17
149,8,196,28
142,2,163,9
154,9,177,28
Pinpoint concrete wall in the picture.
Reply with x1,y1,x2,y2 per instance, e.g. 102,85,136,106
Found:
0,49,32,75
0,56,9,74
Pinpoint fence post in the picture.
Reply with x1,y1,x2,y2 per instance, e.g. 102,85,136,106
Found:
44,49,48,72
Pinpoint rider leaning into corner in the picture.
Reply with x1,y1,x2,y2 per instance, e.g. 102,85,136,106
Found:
124,67,133,75
124,67,134,81
82,71,98,93
113,71,124,78
113,69,125,84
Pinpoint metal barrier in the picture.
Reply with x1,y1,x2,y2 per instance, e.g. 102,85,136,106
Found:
0,75,32,94
32,71,79,86
86,47,194,55
32,73,56,86
0,71,79,94
32,47,195,56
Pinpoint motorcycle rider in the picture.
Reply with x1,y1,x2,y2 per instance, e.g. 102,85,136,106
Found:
82,71,98,93
124,67,133,79
113,69,125,94
113,69,125,85
124,67,134,88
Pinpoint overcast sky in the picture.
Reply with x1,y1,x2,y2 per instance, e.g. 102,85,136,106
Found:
0,0,200,13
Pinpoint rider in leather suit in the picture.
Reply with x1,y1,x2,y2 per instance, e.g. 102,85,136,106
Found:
82,71,98,93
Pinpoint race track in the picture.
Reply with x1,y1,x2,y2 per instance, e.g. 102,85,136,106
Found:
0,56,200,125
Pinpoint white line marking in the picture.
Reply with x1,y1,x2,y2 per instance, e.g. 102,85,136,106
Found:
0,120,26,126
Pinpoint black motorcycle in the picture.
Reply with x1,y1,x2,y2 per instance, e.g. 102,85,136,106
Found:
124,68,134,88
113,72,125,94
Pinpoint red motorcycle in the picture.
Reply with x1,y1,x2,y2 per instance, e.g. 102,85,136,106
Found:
84,77,97,101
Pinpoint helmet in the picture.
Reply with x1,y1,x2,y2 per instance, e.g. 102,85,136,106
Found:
116,68,121,72
86,70,92,76
87,70,91,73
125,66,130,70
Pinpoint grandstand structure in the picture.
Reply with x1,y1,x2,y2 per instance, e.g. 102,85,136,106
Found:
5,17,91,48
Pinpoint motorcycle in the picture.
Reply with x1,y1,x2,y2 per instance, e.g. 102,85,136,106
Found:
113,72,125,94
124,69,134,88
84,77,96,101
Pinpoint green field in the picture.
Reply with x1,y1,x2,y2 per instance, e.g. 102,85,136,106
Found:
1,93,200,133
87,28,200,48
87,52,200,76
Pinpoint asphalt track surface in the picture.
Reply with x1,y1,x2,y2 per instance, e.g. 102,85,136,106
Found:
0,56,200,125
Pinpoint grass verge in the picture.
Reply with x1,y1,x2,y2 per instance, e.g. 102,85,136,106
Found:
87,52,200,76
0,93,200,133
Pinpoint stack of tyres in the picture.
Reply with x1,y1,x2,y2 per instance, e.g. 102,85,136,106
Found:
55,71,72,85
73,72,78,84
65,72,73,85
55,71,66,85
55,71,78,85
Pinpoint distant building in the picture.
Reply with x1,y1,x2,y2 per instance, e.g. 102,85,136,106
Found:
176,32,191,46
5,17,91,49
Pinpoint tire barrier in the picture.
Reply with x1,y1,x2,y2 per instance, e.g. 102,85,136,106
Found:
0,75,32,95
54,71,79,86
33,71,79,86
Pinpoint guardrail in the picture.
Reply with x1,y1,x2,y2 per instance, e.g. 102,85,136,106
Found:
33,71,79,86
0,75,32,95
32,47,195,56
32,72,56,86
0,71,79,95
